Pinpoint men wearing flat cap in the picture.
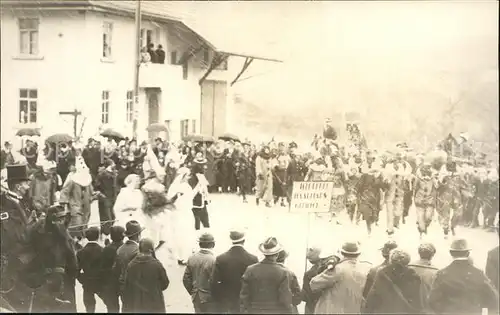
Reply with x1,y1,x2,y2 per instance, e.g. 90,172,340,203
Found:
183,232,217,313
428,238,499,314
240,237,294,314
362,240,398,301
211,230,258,313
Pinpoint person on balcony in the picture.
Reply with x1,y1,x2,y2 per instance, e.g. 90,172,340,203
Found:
156,44,165,64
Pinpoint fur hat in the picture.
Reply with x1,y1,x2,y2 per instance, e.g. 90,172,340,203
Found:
389,249,411,266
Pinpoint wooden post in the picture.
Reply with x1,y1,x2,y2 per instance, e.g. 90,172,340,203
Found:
304,212,311,274
59,109,82,139
133,0,142,140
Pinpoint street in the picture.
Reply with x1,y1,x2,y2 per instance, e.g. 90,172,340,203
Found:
78,193,499,313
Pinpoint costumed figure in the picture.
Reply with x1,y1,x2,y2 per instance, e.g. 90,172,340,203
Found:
399,143,416,224
213,141,225,193
59,155,97,243
187,153,211,231
323,147,346,223
95,158,119,240
483,167,499,230
141,146,170,247
272,142,290,207
345,158,362,224
29,157,59,217
304,151,327,182
382,149,413,236
223,140,238,193
413,162,438,238
436,160,465,238
356,160,385,235
286,142,305,205
255,146,274,207
234,142,253,203
113,174,146,228
459,162,476,227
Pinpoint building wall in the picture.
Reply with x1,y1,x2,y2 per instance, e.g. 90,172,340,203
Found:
1,7,236,144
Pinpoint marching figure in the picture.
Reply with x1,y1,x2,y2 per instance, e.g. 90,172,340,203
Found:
95,159,119,241
436,161,466,238
382,150,413,236
286,142,305,205
255,146,274,207
273,142,290,207
357,161,385,235
188,153,211,231
59,155,97,244
234,142,253,203
413,162,438,238
113,174,146,227
29,158,58,217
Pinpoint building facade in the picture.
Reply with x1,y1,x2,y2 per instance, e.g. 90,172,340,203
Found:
0,1,261,142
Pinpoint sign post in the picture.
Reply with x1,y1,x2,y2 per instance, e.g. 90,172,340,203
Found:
289,181,334,273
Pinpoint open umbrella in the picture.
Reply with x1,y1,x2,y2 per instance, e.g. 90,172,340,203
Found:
183,133,215,143
219,132,240,142
100,129,125,142
146,123,169,133
46,133,73,144
16,128,41,137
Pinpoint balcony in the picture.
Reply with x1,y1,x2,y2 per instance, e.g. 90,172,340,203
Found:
139,63,184,88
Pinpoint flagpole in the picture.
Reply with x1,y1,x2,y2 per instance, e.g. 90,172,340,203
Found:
133,0,142,140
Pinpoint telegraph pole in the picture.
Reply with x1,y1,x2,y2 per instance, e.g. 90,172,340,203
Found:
132,0,141,140
59,109,82,139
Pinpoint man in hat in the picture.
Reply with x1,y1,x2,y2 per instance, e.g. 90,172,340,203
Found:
234,142,253,203
301,246,339,314
122,238,169,313
0,141,14,169
240,237,294,314
255,146,274,207
114,220,143,308
323,118,337,142
362,240,398,302
183,232,217,313
429,238,499,314
286,142,305,206
100,225,125,312
408,242,438,311
211,229,258,313
436,161,465,238
310,241,371,314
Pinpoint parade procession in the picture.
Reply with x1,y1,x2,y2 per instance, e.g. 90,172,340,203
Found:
1,0,499,314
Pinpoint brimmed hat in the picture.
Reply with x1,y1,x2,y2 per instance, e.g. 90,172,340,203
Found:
6,164,29,183
341,241,361,255
230,230,245,243
289,141,298,149
449,238,471,252
198,232,215,243
258,237,282,256
124,220,145,237
380,240,398,257
193,156,208,165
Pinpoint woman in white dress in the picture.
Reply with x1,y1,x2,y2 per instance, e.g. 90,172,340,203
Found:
113,174,146,228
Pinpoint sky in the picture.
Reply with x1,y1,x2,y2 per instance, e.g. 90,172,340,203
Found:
174,1,498,112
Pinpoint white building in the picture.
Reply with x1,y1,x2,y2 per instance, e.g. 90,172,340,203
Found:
0,0,280,142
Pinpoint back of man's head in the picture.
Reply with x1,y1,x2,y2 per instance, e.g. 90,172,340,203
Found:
85,226,100,242
139,238,155,255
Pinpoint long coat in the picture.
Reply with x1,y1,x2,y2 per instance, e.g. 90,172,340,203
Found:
255,155,273,202
122,254,169,313
183,249,217,305
363,265,424,314
59,176,93,238
356,173,385,219
240,258,294,314
211,245,258,313
486,246,499,292
408,259,438,312
310,258,371,314
428,259,499,314
29,170,57,215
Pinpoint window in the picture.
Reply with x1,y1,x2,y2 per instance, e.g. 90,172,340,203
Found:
180,119,189,138
19,18,39,55
182,62,188,80
203,49,210,65
19,89,38,124
191,119,197,133
126,91,133,122
140,28,160,48
102,22,113,58
164,120,171,132
101,91,110,124
170,51,177,64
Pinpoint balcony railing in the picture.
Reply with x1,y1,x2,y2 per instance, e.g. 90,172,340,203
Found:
139,63,184,88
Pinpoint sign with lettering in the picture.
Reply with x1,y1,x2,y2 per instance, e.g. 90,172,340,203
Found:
290,181,333,213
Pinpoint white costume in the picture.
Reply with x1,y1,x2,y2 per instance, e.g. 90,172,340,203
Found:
113,174,146,228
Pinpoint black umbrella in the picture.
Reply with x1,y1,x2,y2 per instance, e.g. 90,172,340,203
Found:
183,134,215,143
146,123,169,133
46,133,73,144
100,129,125,142
16,127,41,137
219,133,240,142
